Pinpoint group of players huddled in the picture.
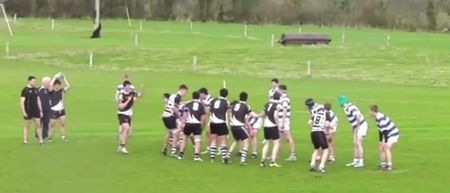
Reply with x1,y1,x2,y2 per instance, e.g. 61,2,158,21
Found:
142,78,401,173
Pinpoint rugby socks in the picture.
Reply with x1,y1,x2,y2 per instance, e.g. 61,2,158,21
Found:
210,145,217,160
381,161,387,167
220,145,228,160
240,149,248,163
194,153,200,159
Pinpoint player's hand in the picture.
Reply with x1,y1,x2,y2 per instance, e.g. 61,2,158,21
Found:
23,112,28,117
39,112,43,118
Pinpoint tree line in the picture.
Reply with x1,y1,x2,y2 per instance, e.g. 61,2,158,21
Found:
2,0,450,31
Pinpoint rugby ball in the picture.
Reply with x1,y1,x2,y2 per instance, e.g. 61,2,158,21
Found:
55,72,65,80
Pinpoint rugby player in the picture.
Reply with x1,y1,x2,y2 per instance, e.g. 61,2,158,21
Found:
260,92,282,167
268,78,279,100
338,96,368,168
230,92,258,166
161,85,188,156
177,91,206,162
115,74,137,139
369,105,400,171
20,76,44,145
324,103,338,162
305,98,330,173
117,80,137,154
48,74,71,141
208,88,231,163
199,88,214,155
277,85,296,161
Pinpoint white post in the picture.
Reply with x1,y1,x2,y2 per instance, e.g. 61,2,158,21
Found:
13,14,17,23
125,0,132,28
386,35,391,47
0,4,14,36
134,33,139,47
139,20,143,32
192,56,197,71
51,19,55,31
341,29,346,44
244,24,248,38
222,80,227,88
298,26,302,33
189,20,194,33
271,33,275,48
306,60,311,76
5,41,10,56
89,52,94,69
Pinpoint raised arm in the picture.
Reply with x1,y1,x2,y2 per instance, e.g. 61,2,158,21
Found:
63,77,70,92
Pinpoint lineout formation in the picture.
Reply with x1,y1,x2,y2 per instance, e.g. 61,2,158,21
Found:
20,73,400,173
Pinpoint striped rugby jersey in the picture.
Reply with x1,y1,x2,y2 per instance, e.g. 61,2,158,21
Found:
375,112,399,137
311,108,327,132
268,87,278,100
343,103,366,129
309,104,325,118
209,97,230,124
118,90,135,116
185,100,205,124
162,93,182,118
201,94,214,108
277,94,291,122
230,101,252,126
264,100,282,127
247,115,261,129
326,109,338,123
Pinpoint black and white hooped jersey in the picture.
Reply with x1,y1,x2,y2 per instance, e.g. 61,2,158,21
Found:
247,115,261,129
118,90,135,116
326,109,338,123
375,112,399,137
50,89,65,111
264,101,282,127
185,100,205,124
209,97,230,124
230,101,252,126
278,94,291,121
268,87,278,100
309,104,325,118
162,93,182,118
311,108,327,132
344,103,366,129
201,95,214,108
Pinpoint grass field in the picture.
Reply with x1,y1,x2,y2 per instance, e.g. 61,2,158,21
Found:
1,19,450,193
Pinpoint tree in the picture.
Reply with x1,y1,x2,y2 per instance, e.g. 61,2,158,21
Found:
427,0,437,30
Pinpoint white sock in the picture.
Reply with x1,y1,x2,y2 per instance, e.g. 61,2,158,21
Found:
359,159,364,164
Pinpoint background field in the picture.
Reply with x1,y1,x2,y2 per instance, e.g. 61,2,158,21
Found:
1,19,450,193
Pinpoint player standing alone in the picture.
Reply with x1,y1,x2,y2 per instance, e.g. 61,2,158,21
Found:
277,85,297,161
369,105,400,171
338,96,368,168
177,91,206,162
20,76,44,145
117,81,137,154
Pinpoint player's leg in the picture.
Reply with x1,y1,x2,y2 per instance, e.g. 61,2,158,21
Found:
270,139,281,167
177,125,189,160
354,136,364,167
204,126,212,154
170,126,182,157
346,133,358,166
284,131,297,161
260,141,270,167
209,129,218,162
240,138,249,165
317,132,329,172
193,125,203,162
59,115,67,140
310,132,320,171
218,135,229,164
23,118,32,144
250,133,258,158
118,122,130,154
384,136,398,171
33,117,43,144
327,132,335,162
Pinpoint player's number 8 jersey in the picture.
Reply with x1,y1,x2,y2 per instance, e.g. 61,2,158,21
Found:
311,111,326,132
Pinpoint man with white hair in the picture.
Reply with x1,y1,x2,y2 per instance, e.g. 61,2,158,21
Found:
38,77,52,141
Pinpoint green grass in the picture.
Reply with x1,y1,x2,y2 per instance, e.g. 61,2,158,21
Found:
1,19,450,193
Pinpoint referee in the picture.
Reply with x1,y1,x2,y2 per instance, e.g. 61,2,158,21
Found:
20,76,44,145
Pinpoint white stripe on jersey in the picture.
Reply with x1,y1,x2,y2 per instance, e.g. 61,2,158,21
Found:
248,116,262,129
375,112,399,137
117,90,133,116
162,93,180,117
328,110,338,123
344,103,366,129
278,94,291,120
201,95,213,107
